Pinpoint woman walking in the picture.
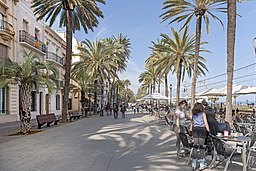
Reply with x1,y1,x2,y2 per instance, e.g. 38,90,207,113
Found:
190,103,210,170
174,100,188,155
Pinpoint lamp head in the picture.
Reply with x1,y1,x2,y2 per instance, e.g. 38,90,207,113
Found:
253,37,256,50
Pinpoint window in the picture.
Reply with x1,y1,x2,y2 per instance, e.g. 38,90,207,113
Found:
31,91,37,111
68,98,72,110
0,44,7,60
23,20,28,31
0,88,6,115
56,94,60,110
0,13,4,28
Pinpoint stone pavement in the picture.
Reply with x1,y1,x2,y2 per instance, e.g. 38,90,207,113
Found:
0,112,251,171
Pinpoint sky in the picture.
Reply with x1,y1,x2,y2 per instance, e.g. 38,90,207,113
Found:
52,0,256,102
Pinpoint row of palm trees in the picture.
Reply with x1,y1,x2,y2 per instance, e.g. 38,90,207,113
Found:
71,35,132,114
139,0,238,125
139,27,208,106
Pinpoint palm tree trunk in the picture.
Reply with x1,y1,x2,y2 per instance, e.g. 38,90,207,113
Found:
175,62,182,107
62,9,72,122
225,0,236,125
20,83,32,134
165,73,168,97
81,90,85,114
191,16,202,109
107,75,111,103
158,77,161,93
94,80,98,115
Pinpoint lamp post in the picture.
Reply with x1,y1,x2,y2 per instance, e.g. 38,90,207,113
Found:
253,38,256,106
253,38,256,55
169,84,172,108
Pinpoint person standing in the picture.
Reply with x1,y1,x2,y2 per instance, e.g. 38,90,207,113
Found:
106,102,110,116
113,103,119,119
190,103,210,170
202,99,219,135
174,100,188,155
120,102,126,118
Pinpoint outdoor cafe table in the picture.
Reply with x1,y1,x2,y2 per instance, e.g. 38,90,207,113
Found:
237,123,256,132
214,136,251,171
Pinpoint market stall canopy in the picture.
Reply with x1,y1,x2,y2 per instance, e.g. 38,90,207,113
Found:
234,86,256,95
201,84,249,97
142,93,168,100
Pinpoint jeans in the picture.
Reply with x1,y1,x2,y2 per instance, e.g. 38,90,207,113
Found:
174,124,186,154
192,127,207,160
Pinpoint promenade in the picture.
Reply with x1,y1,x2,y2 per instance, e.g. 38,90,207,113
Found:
0,112,248,171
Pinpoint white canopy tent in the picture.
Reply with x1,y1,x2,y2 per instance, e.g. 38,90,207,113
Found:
142,93,168,100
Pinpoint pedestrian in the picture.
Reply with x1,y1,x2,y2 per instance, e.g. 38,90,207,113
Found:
120,102,126,118
110,104,113,115
202,99,219,135
190,103,210,170
106,102,110,116
174,100,188,155
136,105,139,113
113,103,118,119
100,104,104,116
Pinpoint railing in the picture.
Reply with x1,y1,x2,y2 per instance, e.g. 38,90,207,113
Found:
19,30,47,53
0,20,15,35
46,52,64,65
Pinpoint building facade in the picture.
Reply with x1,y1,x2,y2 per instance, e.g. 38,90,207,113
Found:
0,0,17,122
44,26,65,116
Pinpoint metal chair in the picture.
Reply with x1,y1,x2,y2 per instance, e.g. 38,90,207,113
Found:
179,132,194,165
247,132,256,170
210,135,241,171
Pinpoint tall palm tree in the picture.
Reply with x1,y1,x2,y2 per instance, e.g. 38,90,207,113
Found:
154,27,208,106
139,67,158,94
32,0,105,122
161,0,226,107
0,51,59,134
225,0,236,124
72,39,118,115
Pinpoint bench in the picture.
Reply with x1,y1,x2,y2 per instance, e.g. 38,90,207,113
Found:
36,113,60,129
69,111,83,121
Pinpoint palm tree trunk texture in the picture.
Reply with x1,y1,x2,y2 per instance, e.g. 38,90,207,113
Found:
81,90,85,114
20,83,32,134
191,16,202,109
165,74,168,97
158,77,161,93
175,62,182,107
225,0,236,125
62,9,72,123
94,80,98,115
107,76,111,103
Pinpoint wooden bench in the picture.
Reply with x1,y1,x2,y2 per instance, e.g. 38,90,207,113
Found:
36,113,60,129
69,111,83,121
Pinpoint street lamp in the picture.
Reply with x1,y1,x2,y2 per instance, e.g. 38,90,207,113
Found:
169,84,172,108
253,38,256,55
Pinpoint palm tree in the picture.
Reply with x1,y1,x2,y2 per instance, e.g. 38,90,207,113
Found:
0,51,59,134
139,67,158,94
72,39,118,115
161,0,226,107
71,67,92,115
154,27,208,106
225,0,236,125
32,0,105,122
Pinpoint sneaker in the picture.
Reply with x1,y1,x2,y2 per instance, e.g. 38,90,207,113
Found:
199,159,207,170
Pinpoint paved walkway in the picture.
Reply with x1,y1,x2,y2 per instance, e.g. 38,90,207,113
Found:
0,112,250,171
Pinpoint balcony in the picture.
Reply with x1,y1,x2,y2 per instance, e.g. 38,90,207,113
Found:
46,52,64,65
19,30,47,54
0,20,15,38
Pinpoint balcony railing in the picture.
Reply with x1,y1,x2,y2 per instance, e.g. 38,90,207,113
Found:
19,30,47,53
0,20,15,36
46,52,64,65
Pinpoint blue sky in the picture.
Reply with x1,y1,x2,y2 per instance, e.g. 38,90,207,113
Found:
53,0,256,102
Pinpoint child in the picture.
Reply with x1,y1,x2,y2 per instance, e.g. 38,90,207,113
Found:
190,103,210,170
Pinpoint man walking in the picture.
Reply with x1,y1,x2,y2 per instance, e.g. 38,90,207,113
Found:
120,102,126,118
113,103,119,119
